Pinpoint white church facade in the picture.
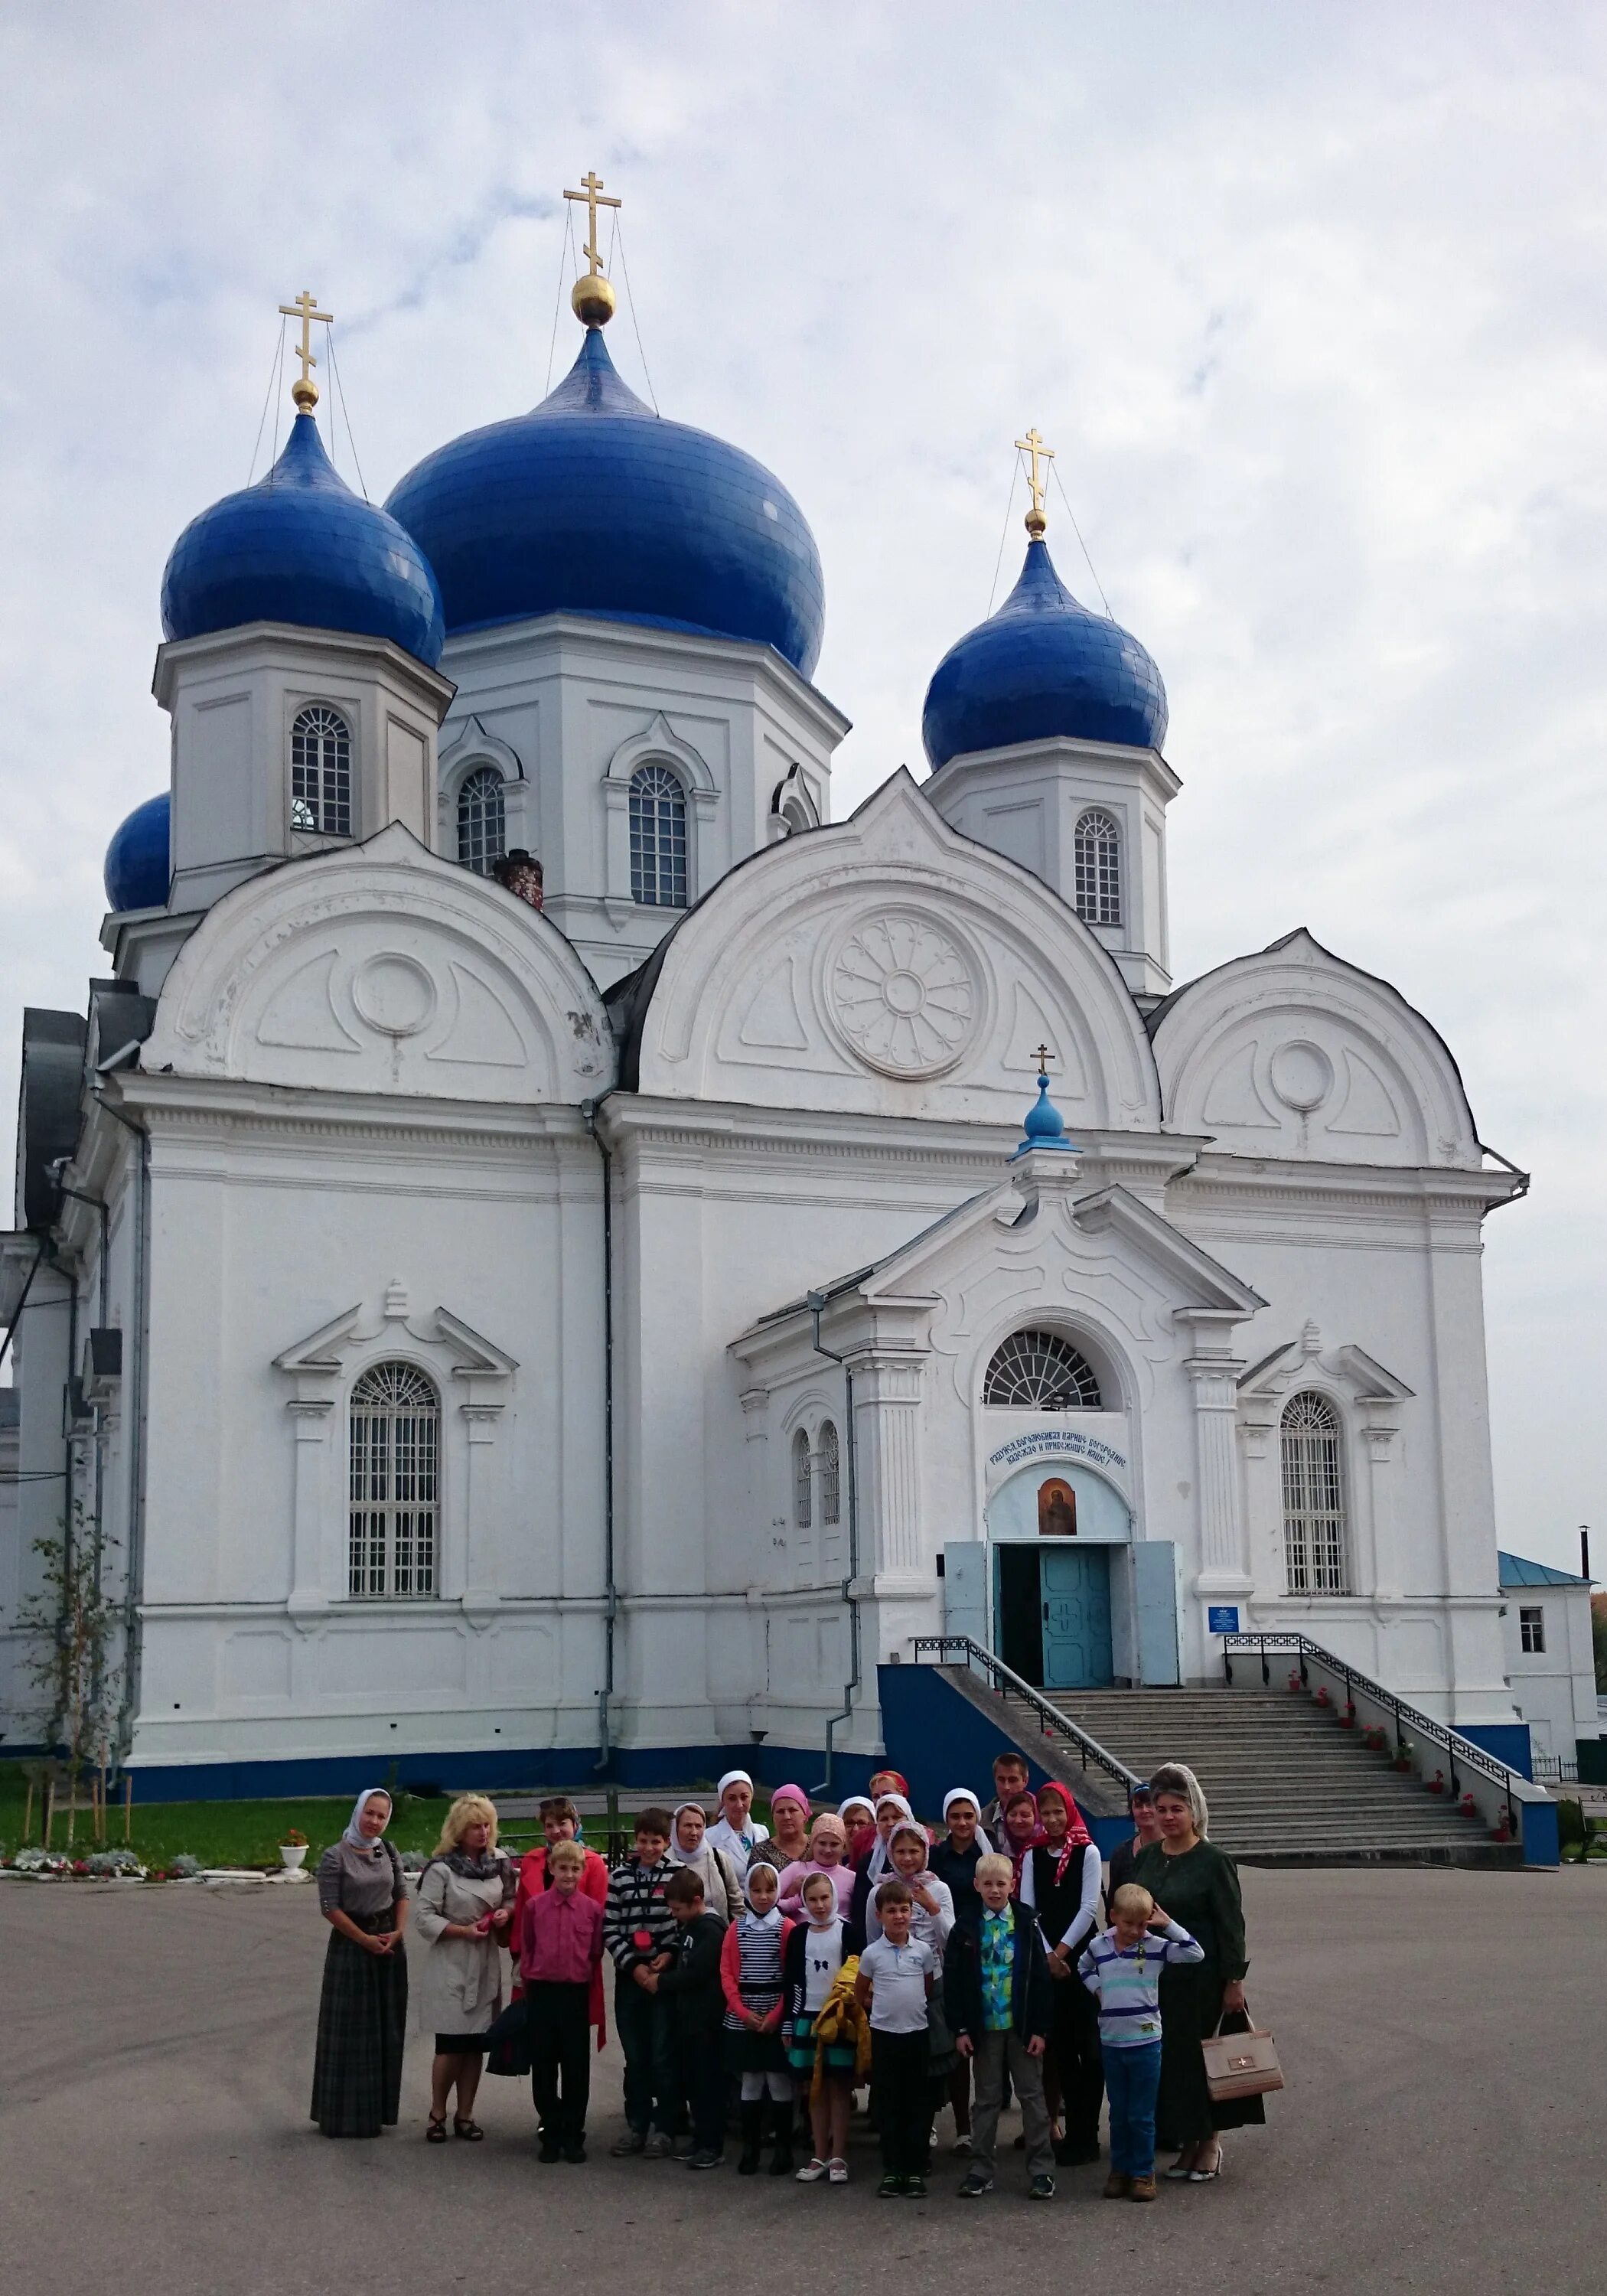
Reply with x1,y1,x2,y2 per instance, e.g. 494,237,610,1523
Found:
0,220,1535,1795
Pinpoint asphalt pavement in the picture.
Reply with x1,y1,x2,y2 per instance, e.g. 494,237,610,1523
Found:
2,1863,1603,2294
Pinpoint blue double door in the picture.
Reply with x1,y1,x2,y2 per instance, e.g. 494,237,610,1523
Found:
996,1542,1114,1690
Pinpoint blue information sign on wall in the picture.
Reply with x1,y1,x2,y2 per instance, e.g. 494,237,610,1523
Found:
1207,1605,1240,1635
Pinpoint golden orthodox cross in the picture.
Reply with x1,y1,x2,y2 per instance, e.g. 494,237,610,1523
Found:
565,170,622,275
278,289,333,409
1034,1042,1054,1072
1015,426,1054,535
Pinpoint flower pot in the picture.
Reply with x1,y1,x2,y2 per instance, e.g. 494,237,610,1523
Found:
279,1844,308,1871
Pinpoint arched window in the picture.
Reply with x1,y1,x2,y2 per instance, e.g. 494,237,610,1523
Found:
983,1329,1102,1411
1280,1391,1347,1595
820,1420,841,1526
792,1427,813,1529
290,705,352,837
457,765,506,874
1073,808,1121,927
349,1362,438,1597
629,764,688,908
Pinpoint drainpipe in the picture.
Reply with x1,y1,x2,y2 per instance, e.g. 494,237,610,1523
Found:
90,1074,149,1769
47,1168,112,1713
808,1293,861,1799
581,1094,617,1776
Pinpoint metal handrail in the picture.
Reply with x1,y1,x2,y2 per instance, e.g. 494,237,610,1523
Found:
1221,1632,1531,1819
910,1634,1143,1793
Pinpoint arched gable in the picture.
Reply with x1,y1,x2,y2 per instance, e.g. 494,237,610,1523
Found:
631,770,1162,1129
144,822,613,1103
1149,928,1480,1168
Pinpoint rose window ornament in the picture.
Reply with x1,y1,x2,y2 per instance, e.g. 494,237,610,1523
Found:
828,912,978,1075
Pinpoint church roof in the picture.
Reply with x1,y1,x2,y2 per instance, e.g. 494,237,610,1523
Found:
104,791,171,914
386,328,825,675
1498,1551,1589,1588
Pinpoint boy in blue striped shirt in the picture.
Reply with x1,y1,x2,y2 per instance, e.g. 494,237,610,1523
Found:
1077,1883,1204,2200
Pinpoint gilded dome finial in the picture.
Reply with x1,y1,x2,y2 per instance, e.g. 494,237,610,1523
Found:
1015,425,1054,540
564,168,622,328
278,288,334,413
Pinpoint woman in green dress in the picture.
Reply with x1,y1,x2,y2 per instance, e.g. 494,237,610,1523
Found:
1131,1760,1261,2181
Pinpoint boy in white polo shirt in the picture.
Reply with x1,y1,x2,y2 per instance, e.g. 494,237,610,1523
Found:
855,1878,937,2198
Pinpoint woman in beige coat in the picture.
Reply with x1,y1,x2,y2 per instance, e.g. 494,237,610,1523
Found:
412,1794,515,2141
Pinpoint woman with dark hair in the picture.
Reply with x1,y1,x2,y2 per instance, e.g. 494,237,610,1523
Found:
1106,1781,1162,1902
1131,1762,1260,2182
311,1789,409,2138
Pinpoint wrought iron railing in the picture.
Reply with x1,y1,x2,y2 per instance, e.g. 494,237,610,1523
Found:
1220,1631,1532,1821
909,1634,1143,1795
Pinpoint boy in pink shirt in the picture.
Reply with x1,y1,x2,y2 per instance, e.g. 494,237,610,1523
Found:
515,1839,605,2161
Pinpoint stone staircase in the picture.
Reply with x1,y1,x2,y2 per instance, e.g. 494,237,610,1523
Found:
986,1681,1522,1867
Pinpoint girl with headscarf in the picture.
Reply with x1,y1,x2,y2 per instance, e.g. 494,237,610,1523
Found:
706,1770,771,1882
839,1793,877,1864
1030,1782,1104,2165
412,1793,515,2141
764,1783,813,1876
862,1792,916,1884
999,1790,1045,1893
667,1801,743,1921
774,1810,856,1919
1131,1760,1259,2180
310,1788,409,2138
720,1857,797,2174
846,1792,918,1945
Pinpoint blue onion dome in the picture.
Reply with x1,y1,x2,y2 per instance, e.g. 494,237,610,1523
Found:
1013,1069,1077,1157
922,538,1167,768
103,791,170,912
161,413,445,670
383,328,825,677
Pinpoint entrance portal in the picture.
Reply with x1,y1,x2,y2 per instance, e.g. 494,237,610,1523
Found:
995,1544,1114,1689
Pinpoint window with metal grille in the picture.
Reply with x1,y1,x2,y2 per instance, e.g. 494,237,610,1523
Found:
1519,1606,1545,1654
983,1329,1102,1411
290,704,352,836
348,1362,438,1597
792,1427,813,1529
629,763,688,907
1073,808,1121,926
1280,1391,1348,1595
820,1420,840,1525
456,765,506,874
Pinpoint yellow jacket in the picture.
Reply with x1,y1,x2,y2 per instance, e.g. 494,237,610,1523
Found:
810,1952,872,2102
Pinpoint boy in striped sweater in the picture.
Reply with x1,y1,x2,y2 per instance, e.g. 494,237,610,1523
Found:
1077,1883,1204,2201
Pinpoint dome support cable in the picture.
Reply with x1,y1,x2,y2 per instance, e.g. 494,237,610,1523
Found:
1051,458,1113,620
325,325,370,502
613,221,659,416
986,455,1021,616
247,318,288,487
545,205,577,397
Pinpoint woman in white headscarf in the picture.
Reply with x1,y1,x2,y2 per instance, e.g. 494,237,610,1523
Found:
706,1770,771,1883
667,1801,743,1921
1132,1760,1260,2181
311,1789,409,2138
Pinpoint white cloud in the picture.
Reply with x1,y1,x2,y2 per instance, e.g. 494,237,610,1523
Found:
1,1,1602,1566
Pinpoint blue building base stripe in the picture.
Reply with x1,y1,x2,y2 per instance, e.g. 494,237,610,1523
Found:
124,1743,886,1805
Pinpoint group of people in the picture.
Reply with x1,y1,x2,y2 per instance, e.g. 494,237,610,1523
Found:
309,1747,1258,2203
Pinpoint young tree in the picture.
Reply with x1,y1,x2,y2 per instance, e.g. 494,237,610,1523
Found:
18,1508,123,1845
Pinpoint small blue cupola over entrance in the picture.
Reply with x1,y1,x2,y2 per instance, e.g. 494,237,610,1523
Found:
1013,1066,1080,1157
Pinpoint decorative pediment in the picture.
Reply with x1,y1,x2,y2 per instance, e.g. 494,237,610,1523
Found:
604,711,717,797
1237,1325,1413,1458
635,768,1162,1129
143,822,612,1104
1151,927,1488,1171
439,714,524,784
273,1283,519,1407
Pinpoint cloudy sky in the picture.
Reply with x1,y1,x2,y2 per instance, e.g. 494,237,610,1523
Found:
1,4,1602,1570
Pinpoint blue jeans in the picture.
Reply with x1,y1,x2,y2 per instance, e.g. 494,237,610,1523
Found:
1102,2039,1163,2177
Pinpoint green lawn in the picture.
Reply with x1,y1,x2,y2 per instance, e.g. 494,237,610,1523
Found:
0,1763,774,1871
